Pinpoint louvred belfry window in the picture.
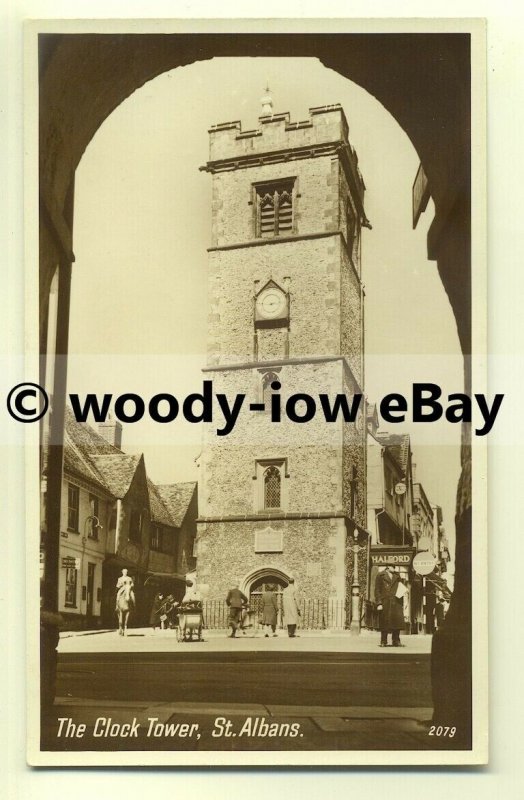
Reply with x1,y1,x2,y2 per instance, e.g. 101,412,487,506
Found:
256,181,295,237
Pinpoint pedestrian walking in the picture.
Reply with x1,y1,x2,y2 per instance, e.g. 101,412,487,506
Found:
225,582,248,638
260,587,279,637
282,578,301,637
374,565,405,647
149,592,167,631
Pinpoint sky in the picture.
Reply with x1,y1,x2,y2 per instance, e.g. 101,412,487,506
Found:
66,57,462,566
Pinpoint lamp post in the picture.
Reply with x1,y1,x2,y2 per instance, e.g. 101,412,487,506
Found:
81,515,102,627
349,528,367,634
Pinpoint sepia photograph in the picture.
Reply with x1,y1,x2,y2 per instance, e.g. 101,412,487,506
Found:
27,18,486,766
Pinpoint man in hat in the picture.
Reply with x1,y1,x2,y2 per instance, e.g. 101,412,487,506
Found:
374,564,405,647
225,582,248,638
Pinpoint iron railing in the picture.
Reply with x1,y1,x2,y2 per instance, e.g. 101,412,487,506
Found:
201,598,374,630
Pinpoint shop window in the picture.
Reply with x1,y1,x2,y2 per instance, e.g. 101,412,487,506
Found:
64,567,77,608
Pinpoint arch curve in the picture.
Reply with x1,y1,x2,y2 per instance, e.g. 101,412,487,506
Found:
239,565,294,596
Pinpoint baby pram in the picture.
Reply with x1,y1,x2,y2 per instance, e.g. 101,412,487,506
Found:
176,601,204,642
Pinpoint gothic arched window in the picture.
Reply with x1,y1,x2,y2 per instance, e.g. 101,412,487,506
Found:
262,371,280,408
264,466,281,509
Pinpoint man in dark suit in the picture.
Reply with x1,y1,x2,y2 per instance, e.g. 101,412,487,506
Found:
225,582,248,638
435,598,446,629
374,565,405,647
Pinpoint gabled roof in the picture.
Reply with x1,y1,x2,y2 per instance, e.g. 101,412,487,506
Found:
374,432,411,473
156,482,197,527
90,453,142,499
61,408,197,520
62,406,141,498
63,431,107,489
64,406,121,456
62,407,123,493
147,478,176,527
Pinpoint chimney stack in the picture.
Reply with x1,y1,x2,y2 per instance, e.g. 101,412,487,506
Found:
98,414,123,450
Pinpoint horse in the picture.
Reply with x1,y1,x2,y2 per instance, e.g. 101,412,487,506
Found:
116,584,135,636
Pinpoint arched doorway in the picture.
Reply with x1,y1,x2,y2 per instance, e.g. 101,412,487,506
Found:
249,574,288,627
243,568,291,629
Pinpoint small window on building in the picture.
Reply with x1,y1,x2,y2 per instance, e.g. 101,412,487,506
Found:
88,494,100,539
255,180,295,238
150,525,163,552
262,371,280,409
129,509,142,542
64,567,77,607
67,484,79,531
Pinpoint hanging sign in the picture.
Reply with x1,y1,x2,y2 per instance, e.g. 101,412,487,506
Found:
413,552,437,576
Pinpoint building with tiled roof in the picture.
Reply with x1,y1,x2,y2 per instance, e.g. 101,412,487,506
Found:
52,408,198,628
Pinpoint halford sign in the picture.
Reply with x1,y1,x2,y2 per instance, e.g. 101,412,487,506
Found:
371,550,415,566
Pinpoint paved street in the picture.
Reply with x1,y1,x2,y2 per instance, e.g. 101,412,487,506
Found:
40,628,468,753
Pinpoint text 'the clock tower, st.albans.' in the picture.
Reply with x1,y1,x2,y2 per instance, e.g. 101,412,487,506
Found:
196,100,369,625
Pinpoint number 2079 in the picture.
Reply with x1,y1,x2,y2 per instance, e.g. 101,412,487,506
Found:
428,725,456,737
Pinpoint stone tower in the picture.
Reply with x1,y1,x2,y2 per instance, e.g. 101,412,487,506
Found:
196,102,369,623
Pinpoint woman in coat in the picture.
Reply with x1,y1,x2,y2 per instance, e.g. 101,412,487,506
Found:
149,592,166,631
374,565,406,646
260,588,279,637
282,578,301,637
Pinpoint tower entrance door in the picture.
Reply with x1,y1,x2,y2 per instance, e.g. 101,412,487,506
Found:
248,574,288,627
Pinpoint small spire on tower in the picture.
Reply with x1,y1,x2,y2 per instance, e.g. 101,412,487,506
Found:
260,83,273,116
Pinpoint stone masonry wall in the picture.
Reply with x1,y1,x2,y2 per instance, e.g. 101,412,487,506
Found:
207,236,350,365
196,516,347,603
210,155,339,247
198,361,346,518
340,241,363,386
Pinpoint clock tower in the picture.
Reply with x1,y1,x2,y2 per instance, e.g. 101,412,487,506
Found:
196,101,369,625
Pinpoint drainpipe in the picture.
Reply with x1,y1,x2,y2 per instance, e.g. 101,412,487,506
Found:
114,499,122,554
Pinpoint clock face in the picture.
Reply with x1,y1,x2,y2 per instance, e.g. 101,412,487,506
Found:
257,289,286,319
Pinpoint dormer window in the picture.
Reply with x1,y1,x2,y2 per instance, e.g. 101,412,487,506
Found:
255,180,295,238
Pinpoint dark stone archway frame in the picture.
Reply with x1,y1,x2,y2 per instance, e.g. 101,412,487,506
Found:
38,32,472,742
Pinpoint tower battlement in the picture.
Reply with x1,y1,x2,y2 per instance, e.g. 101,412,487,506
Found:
205,104,358,173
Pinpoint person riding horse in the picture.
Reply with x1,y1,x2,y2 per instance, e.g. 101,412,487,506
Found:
115,569,136,636
115,568,135,609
